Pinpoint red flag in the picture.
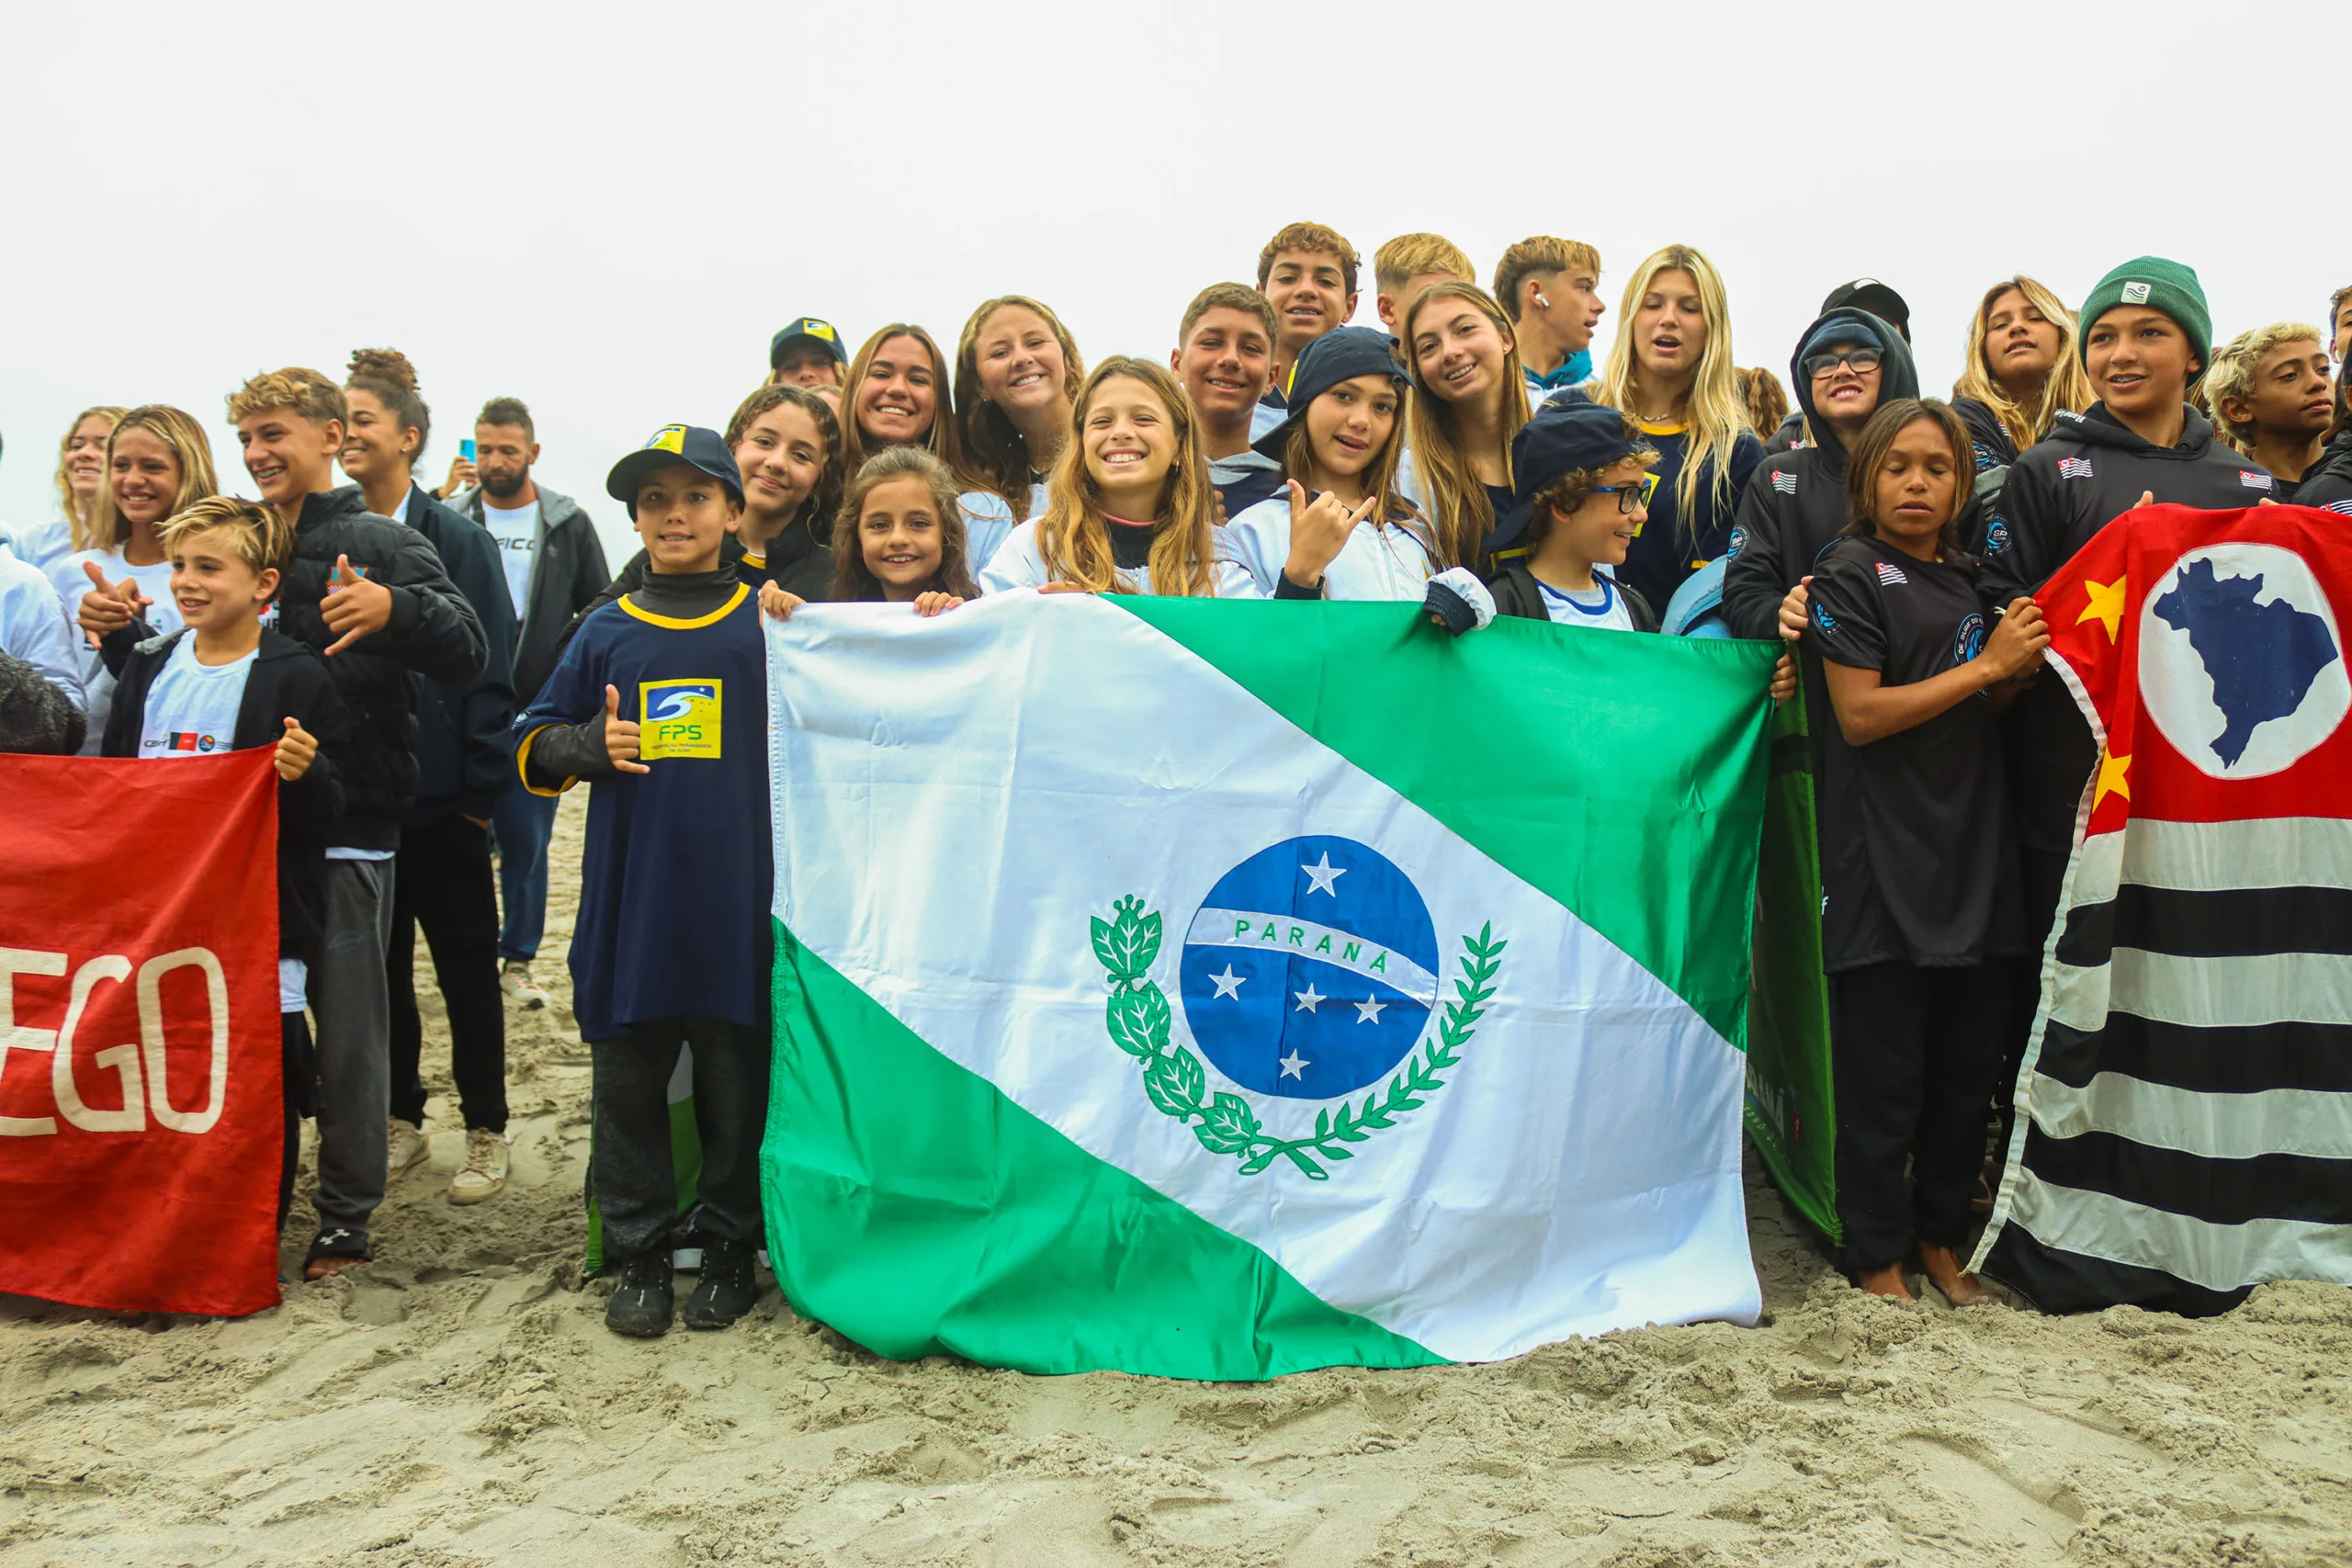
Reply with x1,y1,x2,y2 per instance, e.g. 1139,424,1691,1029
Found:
0,750,281,1316
2033,504,2352,830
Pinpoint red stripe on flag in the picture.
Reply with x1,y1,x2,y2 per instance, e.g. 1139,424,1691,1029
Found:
0,750,281,1316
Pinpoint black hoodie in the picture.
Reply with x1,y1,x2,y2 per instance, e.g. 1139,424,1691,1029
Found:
1720,308,1921,640
2296,427,2352,512
1983,404,2275,852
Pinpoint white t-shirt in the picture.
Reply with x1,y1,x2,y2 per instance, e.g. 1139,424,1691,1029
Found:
481,499,540,617
1536,571,1638,632
977,519,1259,598
136,634,254,757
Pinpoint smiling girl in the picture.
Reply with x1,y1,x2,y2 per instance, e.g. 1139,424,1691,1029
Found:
953,295,1085,552
825,446,978,612
839,323,959,475
1950,276,2093,470
13,406,126,571
978,357,1246,597
727,384,843,600
1223,326,1433,600
1587,245,1763,611
1400,282,1532,571
1802,397,2044,1306
57,405,219,750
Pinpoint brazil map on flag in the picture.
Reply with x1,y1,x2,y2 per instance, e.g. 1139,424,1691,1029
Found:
759,592,1781,1377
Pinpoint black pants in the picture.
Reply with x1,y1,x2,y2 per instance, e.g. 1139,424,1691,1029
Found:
387,814,509,1133
1832,960,2011,1272
590,1018,769,1263
278,1009,319,1231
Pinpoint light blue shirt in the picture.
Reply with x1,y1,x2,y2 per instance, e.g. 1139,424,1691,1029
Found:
0,545,83,712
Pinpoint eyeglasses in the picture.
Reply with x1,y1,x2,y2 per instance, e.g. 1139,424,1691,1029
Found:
1590,473,1660,513
1804,347,1882,378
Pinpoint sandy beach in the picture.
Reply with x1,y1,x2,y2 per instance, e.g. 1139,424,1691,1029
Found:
4,794,2347,1567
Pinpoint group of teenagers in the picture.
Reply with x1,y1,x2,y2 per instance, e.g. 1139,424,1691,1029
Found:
8,219,2347,1339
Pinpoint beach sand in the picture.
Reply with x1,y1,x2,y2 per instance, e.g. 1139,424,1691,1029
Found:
5,795,2348,1567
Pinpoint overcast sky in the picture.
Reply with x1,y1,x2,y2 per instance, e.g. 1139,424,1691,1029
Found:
6,0,2345,564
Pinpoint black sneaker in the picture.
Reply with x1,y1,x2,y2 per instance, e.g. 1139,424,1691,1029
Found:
682,1236,759,1329
605,1251,675,1337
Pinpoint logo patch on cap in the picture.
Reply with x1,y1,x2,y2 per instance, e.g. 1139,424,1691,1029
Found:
2121,281,2152,304
807,322,835,341
646,424,688,454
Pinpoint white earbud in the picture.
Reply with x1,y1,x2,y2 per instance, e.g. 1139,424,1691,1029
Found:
1533,288,1552,309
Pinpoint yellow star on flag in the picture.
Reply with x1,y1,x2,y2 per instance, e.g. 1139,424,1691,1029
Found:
2077,576,2127,642
2094,749,2131,809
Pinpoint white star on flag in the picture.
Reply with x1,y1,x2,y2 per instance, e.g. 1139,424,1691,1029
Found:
1353,995,1387,1024
1301,852,1346,897
1208,965,1245,999
1278,1050,1309,1079
1293,984,1325,1013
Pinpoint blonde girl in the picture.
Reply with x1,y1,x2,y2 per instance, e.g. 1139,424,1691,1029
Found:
14,405,128,570
1950,276,2094,469
1400,280,1531,570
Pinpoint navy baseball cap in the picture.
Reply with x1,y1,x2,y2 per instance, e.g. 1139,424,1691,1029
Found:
1251,327,1412,458
606,424,744,516
769,317,847,369
1820,279,1909,338
1511,400,1647,505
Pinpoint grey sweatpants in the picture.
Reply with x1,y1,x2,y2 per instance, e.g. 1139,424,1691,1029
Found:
309,857,395,1236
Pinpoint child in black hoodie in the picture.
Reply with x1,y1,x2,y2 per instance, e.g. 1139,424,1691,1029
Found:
100,498,352,1232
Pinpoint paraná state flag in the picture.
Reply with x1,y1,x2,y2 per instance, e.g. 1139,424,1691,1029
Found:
759,591,1779,1378
1974,504,2352,1313
0,750,282,1316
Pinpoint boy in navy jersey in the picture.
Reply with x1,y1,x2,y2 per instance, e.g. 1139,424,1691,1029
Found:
514,425,771,1337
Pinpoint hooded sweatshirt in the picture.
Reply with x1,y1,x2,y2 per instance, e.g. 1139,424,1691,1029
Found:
2295,426,2352,513
1983,403,2277,852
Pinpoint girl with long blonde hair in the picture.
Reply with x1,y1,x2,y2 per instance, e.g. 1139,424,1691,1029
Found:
1400,281,1531,570
1949,276,2094,469
978,357,1245,597
1589,244,1762,608
12,405,128,570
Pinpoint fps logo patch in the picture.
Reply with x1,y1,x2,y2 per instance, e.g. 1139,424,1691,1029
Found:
639,679,722,760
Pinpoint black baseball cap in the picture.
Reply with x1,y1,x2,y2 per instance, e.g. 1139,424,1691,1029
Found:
605,424,743,516
769,317,847,369
1820,279,1909,339
1251,327,1411,459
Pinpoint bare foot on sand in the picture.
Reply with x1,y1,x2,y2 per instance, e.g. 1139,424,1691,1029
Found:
1854,1263,1912,1300
1918,1244,1996,1306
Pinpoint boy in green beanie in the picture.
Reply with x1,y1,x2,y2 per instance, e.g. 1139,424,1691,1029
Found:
1979,254,2276,1062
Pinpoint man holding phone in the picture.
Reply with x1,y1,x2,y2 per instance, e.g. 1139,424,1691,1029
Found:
442,396,610,1010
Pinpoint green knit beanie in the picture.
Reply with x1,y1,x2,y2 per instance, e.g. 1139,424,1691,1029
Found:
2077,256,2211,376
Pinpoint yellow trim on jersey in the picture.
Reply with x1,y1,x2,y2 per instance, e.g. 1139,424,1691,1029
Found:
514,723,576,797
740,551,766,570
1634,418,1690,436
618,581,750,630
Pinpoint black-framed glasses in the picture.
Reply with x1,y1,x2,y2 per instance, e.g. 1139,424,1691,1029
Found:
1591,473,1659,513
1803,347,1882,378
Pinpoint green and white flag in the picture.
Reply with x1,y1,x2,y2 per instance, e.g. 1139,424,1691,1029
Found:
761,592,1776,1379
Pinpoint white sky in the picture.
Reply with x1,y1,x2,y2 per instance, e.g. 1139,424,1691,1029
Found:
5,0,2345,566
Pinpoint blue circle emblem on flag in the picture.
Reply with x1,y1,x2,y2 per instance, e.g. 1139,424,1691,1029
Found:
1178,835,1438,1100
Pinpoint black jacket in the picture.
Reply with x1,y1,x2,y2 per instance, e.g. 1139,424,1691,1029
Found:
1720,307,1921,641
1487,563,1657,630
1952,395,2020,472
449,482,610,706
401,484,517,821
100,629,352,965
1984,405,2275,851
103,488,484,851
2297,427,2352,512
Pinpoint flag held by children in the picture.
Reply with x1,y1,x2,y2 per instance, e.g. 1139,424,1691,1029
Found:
760,592,1779,1378
1975,504,2352,1314
0,750,283,1317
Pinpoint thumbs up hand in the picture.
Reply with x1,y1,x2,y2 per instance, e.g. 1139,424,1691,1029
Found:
603,684,649,774
76,558,151,643
321,554,392,655
275,716,318,781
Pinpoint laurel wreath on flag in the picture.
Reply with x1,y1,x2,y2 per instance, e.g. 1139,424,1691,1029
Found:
1091,896,1505,1181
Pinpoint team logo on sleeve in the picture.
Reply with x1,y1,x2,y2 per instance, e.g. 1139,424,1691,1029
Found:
1811,601,1837,635
1984,518,2011,555
2058,457,2095,479
1725,526,1747,558
1770,470,1797,495
639,679,722,760
2239,470,2275,491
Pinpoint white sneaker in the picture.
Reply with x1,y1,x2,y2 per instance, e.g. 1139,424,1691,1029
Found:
500,960,548,1010
388,1118,429,1181
449,1128,510,1205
